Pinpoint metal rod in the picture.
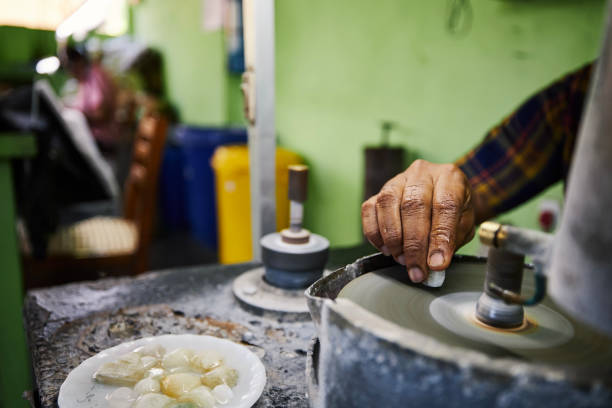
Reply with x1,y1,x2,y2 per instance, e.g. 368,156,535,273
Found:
288,165,308,232
290,201,303,232
475,248,525,328
478,222,551,307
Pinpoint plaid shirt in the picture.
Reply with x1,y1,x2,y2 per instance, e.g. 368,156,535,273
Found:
456,62,593,216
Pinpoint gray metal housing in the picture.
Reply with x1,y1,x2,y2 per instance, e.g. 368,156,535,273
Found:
548,0,612,335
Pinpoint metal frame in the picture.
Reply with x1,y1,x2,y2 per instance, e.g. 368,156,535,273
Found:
243,0,276,260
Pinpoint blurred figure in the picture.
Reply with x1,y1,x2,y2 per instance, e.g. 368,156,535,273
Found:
60,42,120,155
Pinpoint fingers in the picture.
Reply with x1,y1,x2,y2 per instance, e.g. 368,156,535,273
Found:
375,174,406,256
456,171,476,247
427,166,466,271
361,160,476,285
400,165,434,283
361,195,385,252
457,210,475,247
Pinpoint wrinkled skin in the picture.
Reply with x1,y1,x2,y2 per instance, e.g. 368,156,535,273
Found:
362,160,485,283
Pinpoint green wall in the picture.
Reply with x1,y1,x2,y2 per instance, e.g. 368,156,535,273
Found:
131,0,244,126
0,27,55,408
2,3,605,250
275,0,606,251
131,0,605,251
0,26,56,84
0,26,55,63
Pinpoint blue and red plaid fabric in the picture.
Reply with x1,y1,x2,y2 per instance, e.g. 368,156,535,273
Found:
456,62,593,216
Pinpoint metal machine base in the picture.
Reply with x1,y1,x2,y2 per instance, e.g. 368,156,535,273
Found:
306,253,612,408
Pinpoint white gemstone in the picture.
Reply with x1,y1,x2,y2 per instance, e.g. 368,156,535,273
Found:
212,383,234,404
423,269,446,288
105,387,136,408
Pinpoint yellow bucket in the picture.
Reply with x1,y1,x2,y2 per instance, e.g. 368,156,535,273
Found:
211,145,303,264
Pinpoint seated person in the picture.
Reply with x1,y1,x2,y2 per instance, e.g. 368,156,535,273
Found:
60,42,120,155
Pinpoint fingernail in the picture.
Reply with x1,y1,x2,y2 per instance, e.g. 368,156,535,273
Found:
396,255,406,265
409,267,424,283
429,251,445,268
381,245,391,256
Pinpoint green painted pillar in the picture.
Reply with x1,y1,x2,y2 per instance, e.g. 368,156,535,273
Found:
0,134,36,408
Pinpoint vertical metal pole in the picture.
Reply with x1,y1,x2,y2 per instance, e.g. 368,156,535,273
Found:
243,0,276,261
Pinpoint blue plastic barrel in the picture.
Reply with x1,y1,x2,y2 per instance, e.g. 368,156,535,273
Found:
174,125,247,249
159,143,189,231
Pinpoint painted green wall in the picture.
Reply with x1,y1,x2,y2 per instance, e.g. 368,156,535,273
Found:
0,26,57,85
226,73,245,124
131,0,605,251
131,0,244,126
0,28,54,408
0,26,55,63
275,0,606,251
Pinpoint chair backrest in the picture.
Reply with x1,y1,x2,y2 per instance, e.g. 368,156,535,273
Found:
123,112,168,261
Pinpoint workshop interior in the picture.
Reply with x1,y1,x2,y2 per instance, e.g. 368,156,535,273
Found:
1,0,611,407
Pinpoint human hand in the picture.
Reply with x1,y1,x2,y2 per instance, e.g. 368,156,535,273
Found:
361,160,475,283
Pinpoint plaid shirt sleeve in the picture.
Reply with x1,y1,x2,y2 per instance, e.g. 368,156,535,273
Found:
455,62,593,217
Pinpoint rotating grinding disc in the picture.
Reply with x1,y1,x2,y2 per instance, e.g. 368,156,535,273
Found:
233,267,310,315
338,260,612,370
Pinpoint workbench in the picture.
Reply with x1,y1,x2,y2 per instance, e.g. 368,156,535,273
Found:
23,245,372,407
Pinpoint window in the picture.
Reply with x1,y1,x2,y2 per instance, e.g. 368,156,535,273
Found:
0,0,127,36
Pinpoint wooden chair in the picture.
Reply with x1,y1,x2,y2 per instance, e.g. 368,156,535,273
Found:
22,112,169,289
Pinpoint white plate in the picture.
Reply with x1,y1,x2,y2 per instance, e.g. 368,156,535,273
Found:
58,334,267,408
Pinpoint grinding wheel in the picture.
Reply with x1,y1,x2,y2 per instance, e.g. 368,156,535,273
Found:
261,232,329,288
338,261,612,372
307,254,612,408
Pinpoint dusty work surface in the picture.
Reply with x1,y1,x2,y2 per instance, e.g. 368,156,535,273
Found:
24,261,330,408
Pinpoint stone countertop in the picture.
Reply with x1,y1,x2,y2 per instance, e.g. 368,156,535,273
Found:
23,244,374,408
24,262,314,408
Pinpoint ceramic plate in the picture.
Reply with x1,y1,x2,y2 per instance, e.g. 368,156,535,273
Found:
58,334,266,408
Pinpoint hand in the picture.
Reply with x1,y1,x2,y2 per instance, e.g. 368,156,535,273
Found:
361,160,476,283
